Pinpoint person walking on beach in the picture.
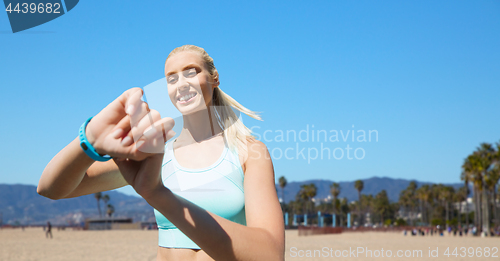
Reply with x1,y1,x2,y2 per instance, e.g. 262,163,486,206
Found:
46,221,52,239
37,45,285,260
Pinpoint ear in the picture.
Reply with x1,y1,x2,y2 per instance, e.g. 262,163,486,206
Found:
212,69,220,88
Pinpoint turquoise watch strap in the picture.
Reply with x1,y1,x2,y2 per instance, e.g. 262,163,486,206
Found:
79,117,112,162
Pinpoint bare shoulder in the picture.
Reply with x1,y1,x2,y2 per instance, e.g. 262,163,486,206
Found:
238,137,272,174
244,137,273,174
247,138,270,159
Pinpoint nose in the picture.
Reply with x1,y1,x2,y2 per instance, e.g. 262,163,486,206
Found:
177,75,189,92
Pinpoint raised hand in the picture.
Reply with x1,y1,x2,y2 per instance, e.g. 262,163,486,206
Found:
85,87,176,161
113,152,165,198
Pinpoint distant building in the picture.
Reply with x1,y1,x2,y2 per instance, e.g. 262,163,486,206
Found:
84,217,141,230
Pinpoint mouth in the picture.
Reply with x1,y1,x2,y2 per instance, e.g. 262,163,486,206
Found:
177,92,197,104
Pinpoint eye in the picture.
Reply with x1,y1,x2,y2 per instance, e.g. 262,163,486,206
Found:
167,74,178,84
183,68,197,78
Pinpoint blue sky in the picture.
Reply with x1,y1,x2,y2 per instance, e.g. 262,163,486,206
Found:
1,1,499,196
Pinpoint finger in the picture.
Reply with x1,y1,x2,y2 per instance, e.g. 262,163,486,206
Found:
104,87,144,141
124,88,144,116
108,111,161,160
147,116,175,142
143,116,175,140
108,88,143,118
136,128,175,155
135,117,176,154
128,99,149,122
135,116,174,153
128,109,161,145
118,114,174,160
115,109,161,160
111,114,132,139
129,102,153,142
123,89,152,142
126,89,148,127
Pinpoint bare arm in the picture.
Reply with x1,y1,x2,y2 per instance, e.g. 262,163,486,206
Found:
37,137,128,200
37,88,174,200
139,140,285,261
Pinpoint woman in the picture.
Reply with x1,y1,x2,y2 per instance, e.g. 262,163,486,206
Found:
37,45,285,261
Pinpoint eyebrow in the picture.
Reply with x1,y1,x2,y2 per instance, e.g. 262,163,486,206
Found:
166,63,200,76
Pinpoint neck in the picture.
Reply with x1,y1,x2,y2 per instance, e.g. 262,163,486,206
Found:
177,105,224,143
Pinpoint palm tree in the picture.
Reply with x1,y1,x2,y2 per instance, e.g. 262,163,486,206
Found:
102,193,111,224
374,190,390,225
497,186,500,227
354,180,364,226
297,188,307,216
94,192,103,217
486,165,500,226
306,184,317,215
107,204,115,217
485,141,500,227
474,143,495,234
441,186,455,228
278,176,287,208
416,185,430,225
361,194,374,225
298,184,317,216
288,197,302,216
331,183,340,202
434,184,453,228
463,155,482,230
430,184,444,226
339,197,350,227
455,186,468,228
400,181,417,225
460,171,470,229
330,182,340,225
102,194,110,206
398,190,409,224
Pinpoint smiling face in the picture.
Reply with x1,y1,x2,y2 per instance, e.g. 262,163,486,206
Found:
165,51,217,115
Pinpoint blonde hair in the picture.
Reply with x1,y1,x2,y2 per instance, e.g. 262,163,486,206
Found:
167,45,262,153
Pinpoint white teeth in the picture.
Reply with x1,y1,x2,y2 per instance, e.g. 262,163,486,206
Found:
179,93,195,101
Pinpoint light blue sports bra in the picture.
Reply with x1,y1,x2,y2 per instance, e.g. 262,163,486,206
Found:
153,138,246,249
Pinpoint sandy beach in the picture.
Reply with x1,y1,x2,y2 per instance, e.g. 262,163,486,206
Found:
1,228,499,261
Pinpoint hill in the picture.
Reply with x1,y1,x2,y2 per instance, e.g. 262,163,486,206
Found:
275,176,464,204
0,184,152,226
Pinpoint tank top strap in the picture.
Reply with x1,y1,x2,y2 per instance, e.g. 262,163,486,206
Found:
225,145,239,166
224,142,245,180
